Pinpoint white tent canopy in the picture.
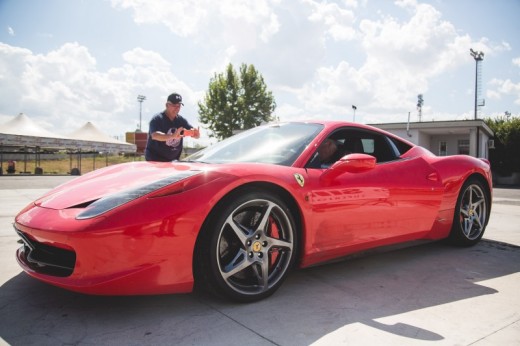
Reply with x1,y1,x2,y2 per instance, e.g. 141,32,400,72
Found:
66,121,136,153
0,113,136,153
0,113,70,148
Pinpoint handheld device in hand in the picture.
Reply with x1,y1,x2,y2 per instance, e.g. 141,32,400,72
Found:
180,129,196,137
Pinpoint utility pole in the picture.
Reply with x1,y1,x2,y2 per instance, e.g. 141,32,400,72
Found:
137,95,146,131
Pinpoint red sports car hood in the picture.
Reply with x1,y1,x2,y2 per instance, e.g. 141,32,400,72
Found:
35,161,207,210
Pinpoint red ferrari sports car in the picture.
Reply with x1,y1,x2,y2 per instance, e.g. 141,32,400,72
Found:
14,121,492,302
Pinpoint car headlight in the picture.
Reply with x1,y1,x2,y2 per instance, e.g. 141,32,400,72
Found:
76,171,201,220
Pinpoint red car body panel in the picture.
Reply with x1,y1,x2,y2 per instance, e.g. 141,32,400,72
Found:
14,121,492,295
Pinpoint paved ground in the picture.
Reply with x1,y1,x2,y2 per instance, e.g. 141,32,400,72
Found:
0,176,519,346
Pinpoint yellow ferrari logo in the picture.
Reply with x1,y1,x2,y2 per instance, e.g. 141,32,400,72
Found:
252,241,262,252
294,173,305,187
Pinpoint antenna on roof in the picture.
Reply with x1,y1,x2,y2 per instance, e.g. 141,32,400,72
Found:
406,111,412,137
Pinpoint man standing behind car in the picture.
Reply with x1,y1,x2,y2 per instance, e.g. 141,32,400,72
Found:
145,93,200,162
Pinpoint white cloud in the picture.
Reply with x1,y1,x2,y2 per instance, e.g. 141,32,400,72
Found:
486,60,520,107
0,42,198,137
7,26,14,36
359,1,464,72
489,78,520,105
109,0,289,91
305,0,357,41
2,0,518,142
300,61,371,114
486,89,501,100
0,43,33,113
293,0,492,122
110,0,280,46
110,0,207,37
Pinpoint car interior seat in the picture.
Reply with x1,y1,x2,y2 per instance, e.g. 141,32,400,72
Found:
344,138,364,154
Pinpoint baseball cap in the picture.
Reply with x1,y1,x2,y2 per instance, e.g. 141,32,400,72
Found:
167,93,184,105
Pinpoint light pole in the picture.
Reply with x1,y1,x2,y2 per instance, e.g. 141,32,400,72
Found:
470,49,484,158
470,49,484,120
417,94,424,122
137,95,146,131
352,105,357,122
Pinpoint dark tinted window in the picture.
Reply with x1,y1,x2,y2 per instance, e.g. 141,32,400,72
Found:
306,127,403,167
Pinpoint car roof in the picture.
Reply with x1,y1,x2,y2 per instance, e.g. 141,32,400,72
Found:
269,120,416,148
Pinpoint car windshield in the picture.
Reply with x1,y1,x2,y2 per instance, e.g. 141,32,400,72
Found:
185,122,324,165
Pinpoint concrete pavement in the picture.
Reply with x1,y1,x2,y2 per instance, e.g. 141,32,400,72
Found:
0,176,519,345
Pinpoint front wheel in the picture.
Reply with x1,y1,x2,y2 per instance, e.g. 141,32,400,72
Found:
195,189,298,302
448,178,490,246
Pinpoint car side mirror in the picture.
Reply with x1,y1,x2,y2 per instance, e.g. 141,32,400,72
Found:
320,153,376,182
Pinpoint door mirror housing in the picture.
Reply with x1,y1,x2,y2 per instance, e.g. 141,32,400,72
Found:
321,153,376,182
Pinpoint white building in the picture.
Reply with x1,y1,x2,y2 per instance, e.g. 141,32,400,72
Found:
371,119,493,159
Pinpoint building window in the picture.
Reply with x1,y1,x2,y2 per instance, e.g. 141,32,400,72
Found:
458,139,470,155
439,141,447,156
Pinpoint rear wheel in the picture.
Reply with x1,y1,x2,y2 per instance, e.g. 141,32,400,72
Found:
448,178,489,246
195,189,298,302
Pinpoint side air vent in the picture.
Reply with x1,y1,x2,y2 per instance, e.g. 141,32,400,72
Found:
67,200,98,209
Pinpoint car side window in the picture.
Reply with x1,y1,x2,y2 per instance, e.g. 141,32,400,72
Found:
373,135,397,162
306,127,401,168
338,129,399,163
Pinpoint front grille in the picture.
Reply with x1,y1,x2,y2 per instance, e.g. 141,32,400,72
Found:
15,227,76,277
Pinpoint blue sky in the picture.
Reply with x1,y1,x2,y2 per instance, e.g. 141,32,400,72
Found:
1,0,519,145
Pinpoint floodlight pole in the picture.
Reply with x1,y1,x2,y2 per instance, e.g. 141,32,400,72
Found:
470,49,484,158
352,105,357,122
470,49,484,120
137,95,146,131
417,94,424,122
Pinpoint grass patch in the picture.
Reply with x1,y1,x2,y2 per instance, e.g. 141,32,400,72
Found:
2,154,145,175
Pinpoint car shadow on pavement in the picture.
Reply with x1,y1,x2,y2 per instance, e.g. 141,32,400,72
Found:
1,239,519,345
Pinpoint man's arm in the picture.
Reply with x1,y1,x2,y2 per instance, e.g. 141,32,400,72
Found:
151,128,183,141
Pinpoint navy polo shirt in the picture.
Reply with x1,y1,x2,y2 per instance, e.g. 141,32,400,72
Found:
144,112,193,162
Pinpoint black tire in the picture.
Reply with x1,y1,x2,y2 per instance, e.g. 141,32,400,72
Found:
195,189,298,302
448,178,490,246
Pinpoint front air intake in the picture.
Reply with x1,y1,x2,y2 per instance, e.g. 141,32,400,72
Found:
15,228,76,277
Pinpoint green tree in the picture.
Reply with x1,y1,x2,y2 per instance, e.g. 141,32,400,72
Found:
485,115,520,175
198,63,276,140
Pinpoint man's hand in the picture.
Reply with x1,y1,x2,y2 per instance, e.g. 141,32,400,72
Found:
180,127,200,138
192,127,201,139
173,127,185,138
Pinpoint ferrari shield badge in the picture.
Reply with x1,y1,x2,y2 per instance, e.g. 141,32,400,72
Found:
294,173,305,187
